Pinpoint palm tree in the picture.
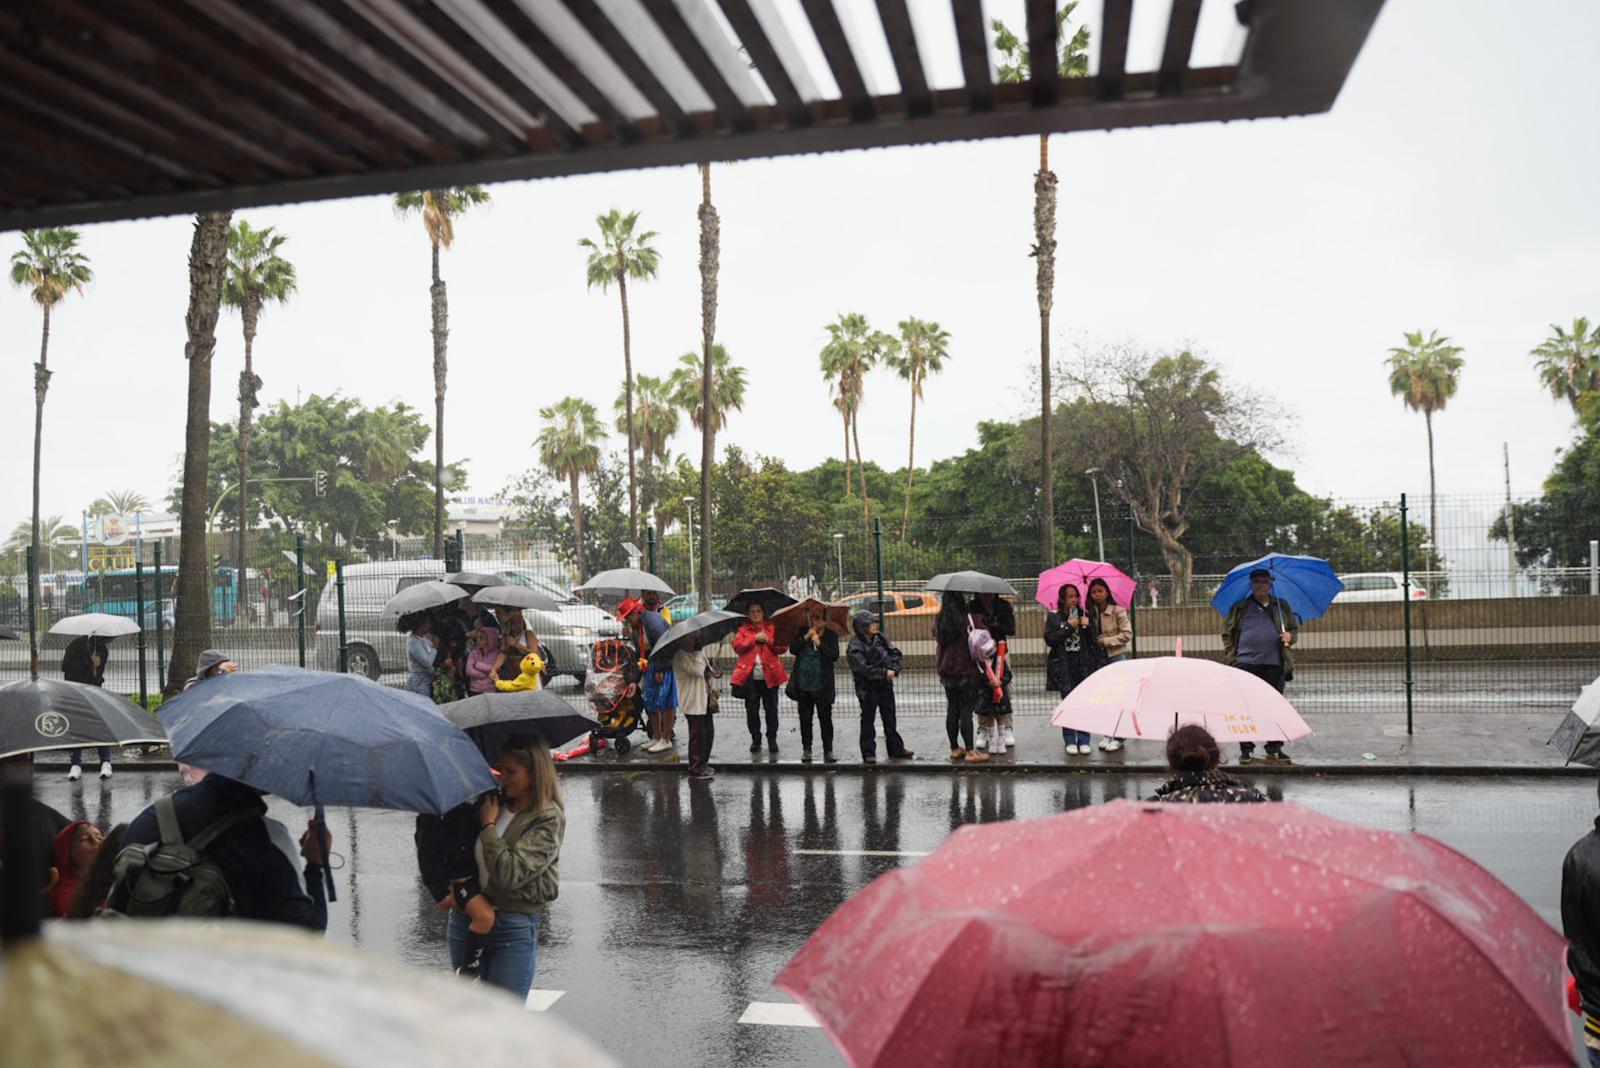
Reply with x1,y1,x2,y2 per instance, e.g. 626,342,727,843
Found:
885,317,952,538
581,209,661,546
89,490,150,517
820,312,895,530
1386,329,1465,554
6,517,78,571
537,397,604,578
994,4,1090,565
669,344,747,437
1531,317,1600,413
9,227,92,629
696,163,719,609
395,186,490,559
615,373,679,534
170,211,233,693
221,219,297,584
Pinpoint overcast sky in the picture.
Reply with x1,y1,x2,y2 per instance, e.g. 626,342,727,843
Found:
3,0,1596,531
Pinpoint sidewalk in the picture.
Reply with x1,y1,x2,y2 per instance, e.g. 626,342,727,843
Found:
39,711,1589,777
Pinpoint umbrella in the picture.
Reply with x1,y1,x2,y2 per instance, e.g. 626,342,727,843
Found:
770,598,850,648
1209,552,1344,622
443,571,500,591
0,626,17,640
649,610,745,663
0,918,616,1068
472,585,559,613
723,586,798,616
1050,656,1312,744
156,665,493,814
925,571,1016,596
1035,559,1136,611
0,678,167,760
1549,672,1600,765
776,799,1569,1068
440,690,599,749
572,568,674,596
381,580,468,617
47,613,139,638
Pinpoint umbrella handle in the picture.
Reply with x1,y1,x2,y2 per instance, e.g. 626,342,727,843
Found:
309,770,337,904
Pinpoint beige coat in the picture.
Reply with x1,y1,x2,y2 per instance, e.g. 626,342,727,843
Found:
1094,603,1133,658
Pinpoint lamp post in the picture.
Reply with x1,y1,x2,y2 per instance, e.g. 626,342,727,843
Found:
1085,468,1106,561
833,532,845,596
682,496,697,594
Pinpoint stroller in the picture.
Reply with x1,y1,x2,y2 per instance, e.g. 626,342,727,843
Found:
556,638,648,760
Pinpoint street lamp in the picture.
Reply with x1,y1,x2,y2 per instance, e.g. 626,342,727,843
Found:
682,496,697,595
833,532,845,596
1085,468,1106,562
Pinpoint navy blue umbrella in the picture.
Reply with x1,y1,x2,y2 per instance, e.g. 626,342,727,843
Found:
1209,553,1345,621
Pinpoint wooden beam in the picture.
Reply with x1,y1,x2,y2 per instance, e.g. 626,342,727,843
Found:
875,0,930,116
798,0,872,121
1159,0,1203,96
949,0,993,111
1025,0,1058,106
1098,0,1132,100
477,0,640,143
561,0,695,137
640,0,754,132
713,0,810,126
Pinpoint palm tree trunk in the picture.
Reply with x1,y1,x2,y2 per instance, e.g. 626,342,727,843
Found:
852,411,870,532
901,381,918,539
29,303,51,673
1034,150,1059,567
1425,410,1439,560
169,210,232,693
235,300,259,600
618,270,638,546
698,162,719,613
841,411,853,497
430,239,448,561
570,470,586,578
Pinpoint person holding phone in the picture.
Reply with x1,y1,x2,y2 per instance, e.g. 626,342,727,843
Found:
1045,584,1096,754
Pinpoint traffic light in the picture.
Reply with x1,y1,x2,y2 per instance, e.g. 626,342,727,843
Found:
314,470,327,497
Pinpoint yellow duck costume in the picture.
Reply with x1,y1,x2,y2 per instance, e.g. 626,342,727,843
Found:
493,651,545,692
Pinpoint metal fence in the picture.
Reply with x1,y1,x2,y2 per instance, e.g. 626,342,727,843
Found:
5,492,1597,729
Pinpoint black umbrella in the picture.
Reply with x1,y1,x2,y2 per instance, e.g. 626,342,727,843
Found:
925,571,1017,596
0,678,167,760
0,627,17,640
440,691,598,751
650,610,746,663
472,585,560,613
573,568,674,596
724,587,798,616
444,571,501,591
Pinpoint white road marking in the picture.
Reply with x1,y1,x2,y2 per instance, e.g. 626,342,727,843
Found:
526,989,565,1011
792,848,929,857
739,1002,821,1027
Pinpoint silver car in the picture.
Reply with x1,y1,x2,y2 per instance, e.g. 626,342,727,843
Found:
314,560,595,682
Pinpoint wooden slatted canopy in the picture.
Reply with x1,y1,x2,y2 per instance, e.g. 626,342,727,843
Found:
0,0,1383,230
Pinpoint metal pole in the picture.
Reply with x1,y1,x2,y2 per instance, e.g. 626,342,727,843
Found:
25,546,39,680
646,526,656,574
295,533,308,668
872,518,886,622
1590,540,1598,596
153,543,166,693
455,528,465,571
1089,473,1105,561
336,559,349,674
834,534,845,597
1503,442,1517,597
80,511,89,576
134,561,149,708
1125,507,1138,659
1400,493,1415,736
685,504,697,598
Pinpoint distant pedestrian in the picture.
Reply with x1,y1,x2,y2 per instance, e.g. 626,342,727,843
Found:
1153,725,1267,804
934,593,986,764
1086,577,1133,753
632,597,679,755
675,637,715,778
1562,780,1600,1067
464,626,501,696
1045,584,1096,755
732,602,788,754
847,610,913,764
400,613,434,698
182,648,238,691
789,604,840,764
972,591,1016,753
1221,568,1299,765
61,635,112,781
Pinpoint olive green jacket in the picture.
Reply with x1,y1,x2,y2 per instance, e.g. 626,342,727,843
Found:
479,803,565,913
1220,594,1301,676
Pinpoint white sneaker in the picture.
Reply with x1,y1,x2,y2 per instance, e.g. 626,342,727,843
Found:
67,764,82,781
1004,727,1016,748
99,761,113,779
1097,737,1110,751
1104,739,1124,753
975,732,988,751
992,728,1006,752
644,738,666,753
1065,744,1079,755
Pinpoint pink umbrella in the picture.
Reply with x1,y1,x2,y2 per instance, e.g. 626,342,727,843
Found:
1050,656,1312,743
1035,558,1136,611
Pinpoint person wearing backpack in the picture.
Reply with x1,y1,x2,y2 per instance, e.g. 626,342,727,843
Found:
110,773,329,930
934,594,987,765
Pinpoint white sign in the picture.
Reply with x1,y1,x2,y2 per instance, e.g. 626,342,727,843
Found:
97,514,132,546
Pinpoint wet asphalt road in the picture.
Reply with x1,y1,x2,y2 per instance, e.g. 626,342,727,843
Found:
35,771,1598,1067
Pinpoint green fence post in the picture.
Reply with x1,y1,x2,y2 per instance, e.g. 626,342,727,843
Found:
153,543,166,693
872,518,886,622
25,545,38,680
456,528,465,570
336,559,348,675
134,561,149,709
1125,507,1138,659
646,526,657,574
1400,492,1414,735
295,533,308,669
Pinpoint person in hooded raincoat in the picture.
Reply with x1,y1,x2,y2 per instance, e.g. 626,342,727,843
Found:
847,610,913,765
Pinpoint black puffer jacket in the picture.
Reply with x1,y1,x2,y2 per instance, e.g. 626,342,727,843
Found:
1563,816,1600,1019
847,610,902,693
1044,609,1095,694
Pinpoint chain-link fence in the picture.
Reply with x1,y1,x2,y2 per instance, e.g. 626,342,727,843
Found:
4,492,1596,727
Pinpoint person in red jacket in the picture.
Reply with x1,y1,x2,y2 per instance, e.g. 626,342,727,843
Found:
732,603,788,754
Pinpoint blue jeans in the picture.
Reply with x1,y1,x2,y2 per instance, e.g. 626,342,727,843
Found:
406,671,431,698
68,747,111,766
447,908,538,1000
1061,728,1091,746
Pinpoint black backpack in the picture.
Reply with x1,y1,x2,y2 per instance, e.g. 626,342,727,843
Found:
105,796,253,918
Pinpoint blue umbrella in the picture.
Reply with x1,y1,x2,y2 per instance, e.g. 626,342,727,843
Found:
1209,553,1345,621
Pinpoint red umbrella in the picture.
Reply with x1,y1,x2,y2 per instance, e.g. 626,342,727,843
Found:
776,800,1568,1068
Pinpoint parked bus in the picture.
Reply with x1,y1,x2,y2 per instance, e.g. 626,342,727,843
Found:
79,565,238,628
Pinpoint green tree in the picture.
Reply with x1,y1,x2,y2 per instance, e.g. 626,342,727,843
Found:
1531,317,1600,413
1385,328,1465,555
994,3,1090,566
537,397,604,578
395,186,490,559
4,516,78,573
9,226,92,638
89,490,150,517
820,312,896,530
615,373,679,534
221,219,298,587
505,454,631,579
581,208,660,546
885,316,951,538
1492,397,1600,572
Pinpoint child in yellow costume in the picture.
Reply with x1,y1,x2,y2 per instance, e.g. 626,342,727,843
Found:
494,651,545,692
